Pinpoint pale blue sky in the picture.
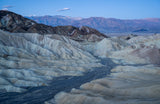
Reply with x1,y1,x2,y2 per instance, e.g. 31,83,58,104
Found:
0,0,160,19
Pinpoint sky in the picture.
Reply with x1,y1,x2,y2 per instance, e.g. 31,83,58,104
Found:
0,0,160,19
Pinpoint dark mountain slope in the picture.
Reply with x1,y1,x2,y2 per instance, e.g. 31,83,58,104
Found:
0,10,107,41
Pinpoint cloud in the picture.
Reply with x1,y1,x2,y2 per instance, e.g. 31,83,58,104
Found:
57,8,70,12
3,5,14,8
2,5,13,11
2,8,8,11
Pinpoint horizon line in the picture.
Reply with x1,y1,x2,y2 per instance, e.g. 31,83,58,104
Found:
1,10,160,20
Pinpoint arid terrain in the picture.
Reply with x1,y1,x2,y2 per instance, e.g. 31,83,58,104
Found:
0,10,160,104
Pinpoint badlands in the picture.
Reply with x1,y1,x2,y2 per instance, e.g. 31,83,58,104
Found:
0,10,160,104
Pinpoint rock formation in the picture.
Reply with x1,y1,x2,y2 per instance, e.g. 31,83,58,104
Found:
46,34,160,104
0,30,102,92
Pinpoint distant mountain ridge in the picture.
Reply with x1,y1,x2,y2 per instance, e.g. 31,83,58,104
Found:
27,16,160,33
0,10,107,42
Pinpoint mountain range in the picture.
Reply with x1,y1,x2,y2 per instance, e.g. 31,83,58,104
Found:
27,15,160,33
0,10,107,42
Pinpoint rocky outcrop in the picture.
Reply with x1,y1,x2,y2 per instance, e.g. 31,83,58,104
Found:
0,10,36,32
52,26,107,41
0,10,107,42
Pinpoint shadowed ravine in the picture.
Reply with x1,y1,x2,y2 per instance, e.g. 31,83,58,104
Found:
0,58,116,104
